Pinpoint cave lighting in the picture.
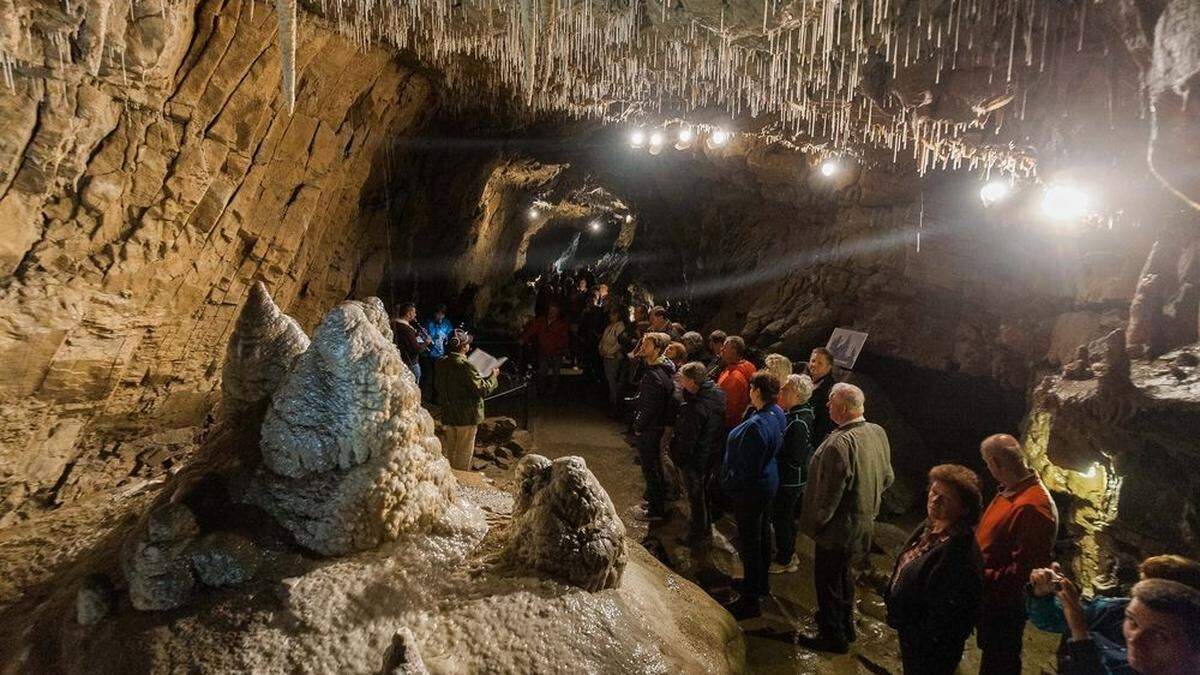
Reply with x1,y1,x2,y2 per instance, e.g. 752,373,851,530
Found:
527,207,539,220
819,158,839,177
1081,463,1099,479
625,214,634,224
589,219,603,233
648,131,665,155
707,128,730,148
979,180,1011,206
629,129,646,149
675,125,694,150
1041,183,1090,221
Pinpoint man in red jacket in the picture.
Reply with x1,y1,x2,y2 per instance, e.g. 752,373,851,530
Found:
975,433,1059,675
522,304,570,395
716,336,757,430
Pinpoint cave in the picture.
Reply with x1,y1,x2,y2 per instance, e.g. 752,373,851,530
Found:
2,0,1199,672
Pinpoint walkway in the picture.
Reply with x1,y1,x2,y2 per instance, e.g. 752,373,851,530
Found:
513,379,1058,674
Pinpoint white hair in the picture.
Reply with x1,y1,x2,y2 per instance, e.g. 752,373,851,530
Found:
783,374,814,404
765,353,793,381
830,382,865,413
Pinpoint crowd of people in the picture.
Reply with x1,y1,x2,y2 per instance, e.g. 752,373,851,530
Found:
393,276,1200,675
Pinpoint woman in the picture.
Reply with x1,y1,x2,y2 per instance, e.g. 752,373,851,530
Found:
598,307,630,408
665,341,689,370
885,464,984,674
719,372,786,618
768,373,814,574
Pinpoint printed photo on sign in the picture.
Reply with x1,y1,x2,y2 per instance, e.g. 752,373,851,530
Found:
826,328,868,369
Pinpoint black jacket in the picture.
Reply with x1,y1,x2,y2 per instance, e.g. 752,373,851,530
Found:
885,522,984,647
633,359,676,436
780,403,815,487
670,380,727,471
809,374,836,445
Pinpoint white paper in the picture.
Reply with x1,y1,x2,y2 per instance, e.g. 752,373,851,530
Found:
466,348,507,376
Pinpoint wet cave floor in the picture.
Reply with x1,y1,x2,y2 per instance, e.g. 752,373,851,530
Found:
481,374,1061,674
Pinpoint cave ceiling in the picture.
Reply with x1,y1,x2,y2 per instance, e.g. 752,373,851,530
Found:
282,0,1157,178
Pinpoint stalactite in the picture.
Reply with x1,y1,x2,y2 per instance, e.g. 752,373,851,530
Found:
277,0,297,115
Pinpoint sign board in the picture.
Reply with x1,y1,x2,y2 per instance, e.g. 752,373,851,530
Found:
826,328,868,370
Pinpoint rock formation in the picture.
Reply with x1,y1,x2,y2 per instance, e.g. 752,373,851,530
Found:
220,281,311,414
503,454,627,591
251,298,455,556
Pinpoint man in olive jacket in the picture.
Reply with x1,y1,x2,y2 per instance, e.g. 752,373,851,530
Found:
435,330,498,471
797,382,894,653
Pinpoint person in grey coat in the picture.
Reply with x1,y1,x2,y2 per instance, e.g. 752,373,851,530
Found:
796,382,894,653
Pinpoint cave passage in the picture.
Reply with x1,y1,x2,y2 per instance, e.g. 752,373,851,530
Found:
3,0,1200,672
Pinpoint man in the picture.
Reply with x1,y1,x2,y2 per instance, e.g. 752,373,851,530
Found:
434,330,499,471
649,306,681,341
807,347,837,445
631,332,676,522
976,433,1059,675
669,362,727,546
522,304,570,395
1056,579,1200,675
798,383,894,653
716,336,757,430
769,373,814,574
392,302,425,382
422,304,454,401
706,330,727,378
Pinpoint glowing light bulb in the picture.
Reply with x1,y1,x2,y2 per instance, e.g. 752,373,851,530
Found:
820,159,839,177
708,128,730,148
528,207,539,221
1081,463,1099,479
589,219,602,233
979,180,1011,206
625,214,634,224
675,125,694,150
1042,184,1090,221
629,129,645,149
648,131,665,155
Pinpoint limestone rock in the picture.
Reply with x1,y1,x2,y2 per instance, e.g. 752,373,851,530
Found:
383,627,429,675
188,532,261,587
146,502,199,543
75,574,114,626
503,455,626,591
477,416,518,445
504,430,534,458
251,300,456,556
221,282,311,413
1062,345,1095,381
121,508,198,611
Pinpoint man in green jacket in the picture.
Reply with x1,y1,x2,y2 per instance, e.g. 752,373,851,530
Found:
435,330,499,470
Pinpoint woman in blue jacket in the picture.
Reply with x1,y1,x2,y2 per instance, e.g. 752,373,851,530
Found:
720,370,786,618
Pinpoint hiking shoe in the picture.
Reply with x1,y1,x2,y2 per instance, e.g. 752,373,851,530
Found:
769,554,800,574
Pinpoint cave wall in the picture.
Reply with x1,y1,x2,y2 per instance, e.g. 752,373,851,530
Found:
0,0,434,524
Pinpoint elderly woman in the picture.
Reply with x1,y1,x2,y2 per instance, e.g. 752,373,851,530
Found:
720,371,786,618
885,464,984,674
769,373,814,574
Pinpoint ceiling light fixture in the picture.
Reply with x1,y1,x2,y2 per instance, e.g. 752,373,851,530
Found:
708,128,730,148
1041,183,1090,221
629,129,646,149
675,125,694,150
819,158,839,177
979,180,1011,206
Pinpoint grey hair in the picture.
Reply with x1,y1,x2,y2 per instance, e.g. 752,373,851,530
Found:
680,331,705,354
765,353,793,381
679,361,709,385
830,382,865,413
783,374,814,404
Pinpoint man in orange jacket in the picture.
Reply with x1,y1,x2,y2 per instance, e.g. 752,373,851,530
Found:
716,336,757,429
975,433,1059,675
